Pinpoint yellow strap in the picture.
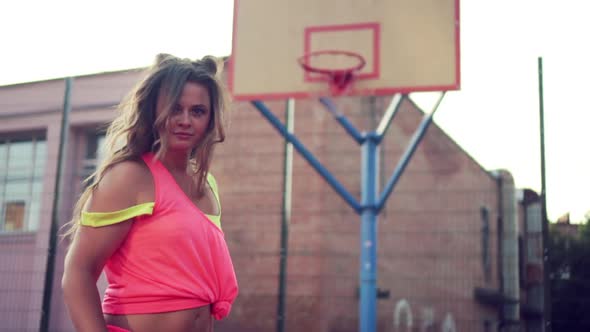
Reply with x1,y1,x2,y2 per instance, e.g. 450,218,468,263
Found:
80,202,155,227
206,173,222,229
81,174,219,228
207,173,220,209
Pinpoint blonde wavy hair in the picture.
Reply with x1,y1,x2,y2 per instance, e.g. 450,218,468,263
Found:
63,53,228,239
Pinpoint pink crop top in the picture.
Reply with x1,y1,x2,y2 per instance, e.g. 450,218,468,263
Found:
101,153,238,320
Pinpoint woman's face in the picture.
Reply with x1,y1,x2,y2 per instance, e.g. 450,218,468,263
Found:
157,81,212,153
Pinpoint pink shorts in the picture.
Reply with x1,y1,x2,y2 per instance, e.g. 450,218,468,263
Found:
107,325,131,332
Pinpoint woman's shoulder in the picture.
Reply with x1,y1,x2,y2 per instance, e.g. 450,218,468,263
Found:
86,159,153,213
103,159,152,187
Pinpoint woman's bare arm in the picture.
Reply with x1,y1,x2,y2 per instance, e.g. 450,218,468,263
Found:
62,161,152,332
63,222,132,331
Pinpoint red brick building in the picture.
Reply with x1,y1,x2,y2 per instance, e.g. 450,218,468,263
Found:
0,68,545,331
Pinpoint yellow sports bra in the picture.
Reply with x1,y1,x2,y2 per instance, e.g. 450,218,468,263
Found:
81,172,222,229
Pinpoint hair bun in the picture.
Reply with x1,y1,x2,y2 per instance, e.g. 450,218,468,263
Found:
153,53,223,78
196,55,223,77
155,53,175,66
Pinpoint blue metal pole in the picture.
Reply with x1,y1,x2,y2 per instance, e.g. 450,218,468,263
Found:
251,100,362,213
318,97,364,144
252,95,446,332
359,132,378,332
377,92,446,211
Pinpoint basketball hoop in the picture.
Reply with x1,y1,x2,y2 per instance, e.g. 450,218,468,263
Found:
298,50,366,95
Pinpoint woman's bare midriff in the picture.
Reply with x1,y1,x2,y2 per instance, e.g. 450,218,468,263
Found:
104,305,212,332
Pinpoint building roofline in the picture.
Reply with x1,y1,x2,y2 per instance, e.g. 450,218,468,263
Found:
0,67,146,89
405,96,498,182
0,55,231,90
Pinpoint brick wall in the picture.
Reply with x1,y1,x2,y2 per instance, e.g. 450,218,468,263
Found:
214,96,501,332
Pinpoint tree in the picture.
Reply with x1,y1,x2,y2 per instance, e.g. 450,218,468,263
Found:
549,215,590,331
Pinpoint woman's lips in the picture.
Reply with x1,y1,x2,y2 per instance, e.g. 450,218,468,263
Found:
173,132,193,140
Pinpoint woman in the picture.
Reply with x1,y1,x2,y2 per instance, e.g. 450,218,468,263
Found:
62,53,238,332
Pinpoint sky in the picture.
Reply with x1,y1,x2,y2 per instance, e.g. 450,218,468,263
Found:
1,0,588,223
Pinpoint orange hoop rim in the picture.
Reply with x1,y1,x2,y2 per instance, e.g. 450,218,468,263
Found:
298,50,366,95
298,50,366,76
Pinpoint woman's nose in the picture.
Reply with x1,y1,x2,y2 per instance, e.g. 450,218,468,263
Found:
177,110,190,125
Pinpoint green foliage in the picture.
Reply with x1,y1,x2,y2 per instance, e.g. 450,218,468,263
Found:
549,215,590,331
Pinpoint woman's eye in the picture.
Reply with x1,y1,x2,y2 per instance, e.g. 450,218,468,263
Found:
191,107,206,115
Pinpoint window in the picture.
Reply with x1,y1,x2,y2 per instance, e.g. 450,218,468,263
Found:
4,201,25,231
480,206,491,283
519,235,525,286
80,132,106,183
0,136,46,232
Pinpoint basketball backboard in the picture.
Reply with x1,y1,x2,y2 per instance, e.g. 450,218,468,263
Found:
229,0,460,101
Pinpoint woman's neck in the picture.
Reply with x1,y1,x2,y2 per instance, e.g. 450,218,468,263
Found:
159,149,190,174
